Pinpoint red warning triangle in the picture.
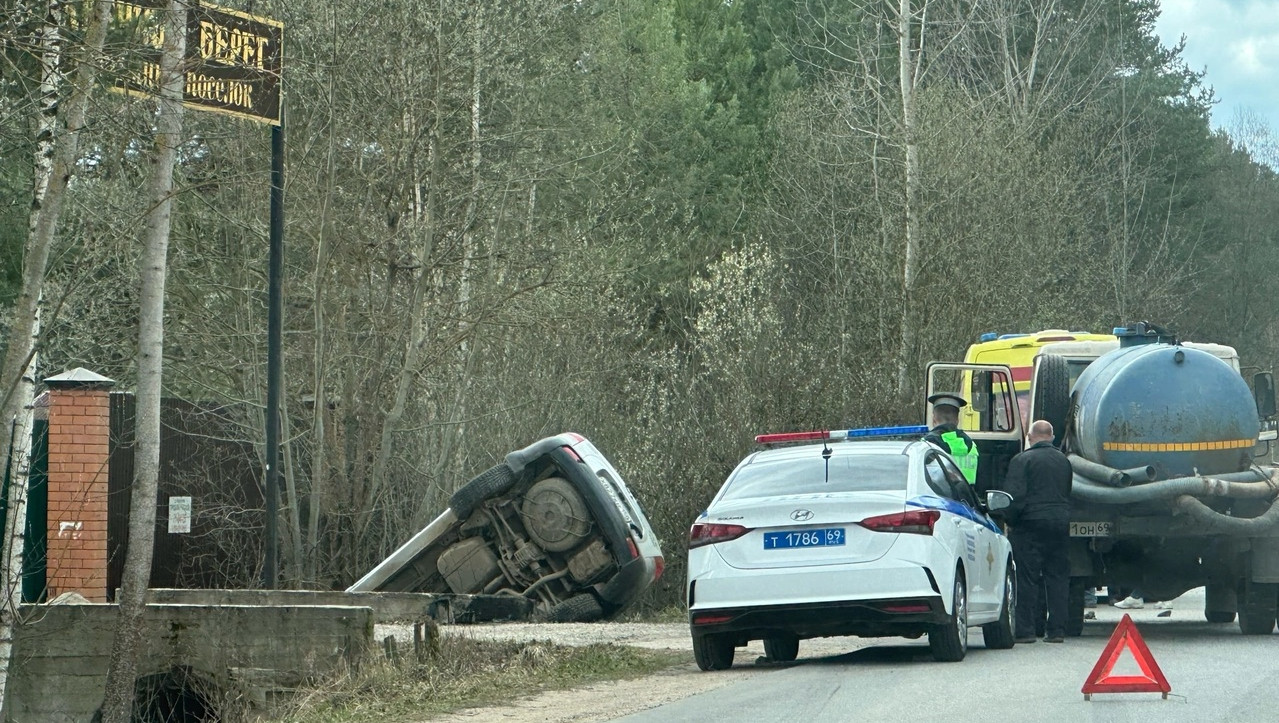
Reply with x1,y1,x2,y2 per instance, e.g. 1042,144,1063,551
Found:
1082,613,1171,699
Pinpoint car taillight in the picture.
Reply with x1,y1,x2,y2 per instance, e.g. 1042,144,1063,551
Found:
561,445,584,462
689,522,752,548
653,555,665,580
857,509,940,535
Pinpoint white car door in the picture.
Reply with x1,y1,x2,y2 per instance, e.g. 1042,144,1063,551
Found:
930,453,998,617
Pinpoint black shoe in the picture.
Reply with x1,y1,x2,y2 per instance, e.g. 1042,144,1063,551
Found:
1045,636,1064,643
1015,636,1038,644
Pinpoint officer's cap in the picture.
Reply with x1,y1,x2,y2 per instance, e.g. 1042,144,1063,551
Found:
927,393,968,409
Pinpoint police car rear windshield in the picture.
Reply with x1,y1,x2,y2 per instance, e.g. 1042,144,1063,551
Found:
722,454,910,500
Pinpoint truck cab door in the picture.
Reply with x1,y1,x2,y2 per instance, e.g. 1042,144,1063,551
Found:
925,362,1025,497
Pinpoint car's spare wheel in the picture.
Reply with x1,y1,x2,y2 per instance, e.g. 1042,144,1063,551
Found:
521,476,592,552
437,538,501,594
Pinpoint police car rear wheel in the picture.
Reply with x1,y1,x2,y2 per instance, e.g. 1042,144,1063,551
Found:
693,633,735,671
763,634,799,663
930,570,968,662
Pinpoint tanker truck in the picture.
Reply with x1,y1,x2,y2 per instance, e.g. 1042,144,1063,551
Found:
932,323,1279,637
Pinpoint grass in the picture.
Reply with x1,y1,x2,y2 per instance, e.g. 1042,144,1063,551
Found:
274,635,688,723
618,603,689,624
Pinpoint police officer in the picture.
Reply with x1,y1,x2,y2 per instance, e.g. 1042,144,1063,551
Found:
1003,419,1073,644
923,393,979,486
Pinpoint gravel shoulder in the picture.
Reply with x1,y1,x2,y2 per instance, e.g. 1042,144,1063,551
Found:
376,621,882,722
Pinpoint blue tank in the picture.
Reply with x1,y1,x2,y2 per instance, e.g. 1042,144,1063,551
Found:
1071,344,1259,479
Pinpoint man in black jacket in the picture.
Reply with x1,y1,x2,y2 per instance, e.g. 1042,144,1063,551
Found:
1003,419,1073,644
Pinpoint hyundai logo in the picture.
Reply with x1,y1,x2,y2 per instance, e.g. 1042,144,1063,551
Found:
790,509,814,522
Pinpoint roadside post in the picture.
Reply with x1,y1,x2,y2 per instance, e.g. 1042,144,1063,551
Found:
111,1,284,586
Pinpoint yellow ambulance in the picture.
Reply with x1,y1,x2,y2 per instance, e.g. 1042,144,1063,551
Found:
959,329,1117,433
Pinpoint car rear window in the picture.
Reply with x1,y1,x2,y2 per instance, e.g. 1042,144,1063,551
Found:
720,453,910,500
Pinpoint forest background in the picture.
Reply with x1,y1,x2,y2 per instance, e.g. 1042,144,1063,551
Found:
2,0,1277,609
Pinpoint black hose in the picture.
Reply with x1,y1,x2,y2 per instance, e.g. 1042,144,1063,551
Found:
1069,455,1130,487
1173,494,1279,535
1118,465,1156,483
1070,468,1277,504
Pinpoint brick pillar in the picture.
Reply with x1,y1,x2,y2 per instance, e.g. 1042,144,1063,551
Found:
43,368,115,602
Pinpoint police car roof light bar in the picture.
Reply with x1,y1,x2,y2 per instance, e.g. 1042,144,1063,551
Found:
754,425,929,445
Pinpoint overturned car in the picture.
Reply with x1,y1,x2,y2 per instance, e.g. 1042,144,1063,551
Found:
348,434,664,622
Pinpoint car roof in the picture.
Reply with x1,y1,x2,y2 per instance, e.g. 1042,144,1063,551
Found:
744,439,926,466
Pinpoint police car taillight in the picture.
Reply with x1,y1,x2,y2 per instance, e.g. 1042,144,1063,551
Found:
857,509,940,535
689,522,752,548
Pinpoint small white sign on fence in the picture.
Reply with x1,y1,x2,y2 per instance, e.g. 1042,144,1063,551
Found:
168,496,192,533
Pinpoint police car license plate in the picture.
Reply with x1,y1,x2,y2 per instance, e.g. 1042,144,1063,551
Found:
764,528,845,549
1069,521,1112,537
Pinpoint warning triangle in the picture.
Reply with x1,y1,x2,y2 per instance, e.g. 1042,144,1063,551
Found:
1082,613,1171,699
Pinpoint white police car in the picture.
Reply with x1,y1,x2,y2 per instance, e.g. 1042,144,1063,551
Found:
687,426,1016,670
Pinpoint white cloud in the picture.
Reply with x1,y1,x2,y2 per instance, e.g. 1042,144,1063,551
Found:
1154,0,1279,134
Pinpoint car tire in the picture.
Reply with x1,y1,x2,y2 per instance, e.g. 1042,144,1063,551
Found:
930,570,968,662
982,563,1016,650
450,464,518,519
544,593,604,623
1032,354,1071,448
1205,610,1237,624
763,634,799,663
693,633,735,671
1065,577,1087,637
1238,580,1278,635
521,476,593,552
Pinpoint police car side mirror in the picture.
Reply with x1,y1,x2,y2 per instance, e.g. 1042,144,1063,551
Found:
985,490,1013,512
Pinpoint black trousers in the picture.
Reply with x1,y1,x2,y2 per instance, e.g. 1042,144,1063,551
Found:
1010,518,1069,638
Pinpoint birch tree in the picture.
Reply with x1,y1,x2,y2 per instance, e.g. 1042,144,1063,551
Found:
0,1,112,716
100,0,186,718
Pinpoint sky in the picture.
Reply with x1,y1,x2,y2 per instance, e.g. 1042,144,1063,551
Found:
1154,0,1279,158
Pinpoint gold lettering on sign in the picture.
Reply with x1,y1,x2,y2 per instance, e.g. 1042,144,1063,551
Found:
113,2,164,48
198,20,271,69
185,72,254,109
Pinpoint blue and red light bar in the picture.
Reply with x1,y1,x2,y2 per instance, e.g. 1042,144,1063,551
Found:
754,425,929,445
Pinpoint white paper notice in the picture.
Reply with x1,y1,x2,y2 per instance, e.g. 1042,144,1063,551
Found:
169,496,192,533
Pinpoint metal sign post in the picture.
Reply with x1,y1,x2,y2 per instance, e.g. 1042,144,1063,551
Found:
110,1,285,587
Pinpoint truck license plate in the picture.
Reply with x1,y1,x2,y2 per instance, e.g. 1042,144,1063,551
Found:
1069,521,1112,537
764,528,845,549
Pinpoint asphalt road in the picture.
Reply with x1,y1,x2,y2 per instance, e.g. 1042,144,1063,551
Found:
614,588,1279,723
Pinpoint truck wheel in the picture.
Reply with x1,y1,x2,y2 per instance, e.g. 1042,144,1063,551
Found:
1032,354,1071,448
763,633,800,662
1238,580,1278,635
1205,580,1237,624
450,464,518,518
981,563,1016,649
1065,578,1086,637
929,571,968,662
693,632,736,671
